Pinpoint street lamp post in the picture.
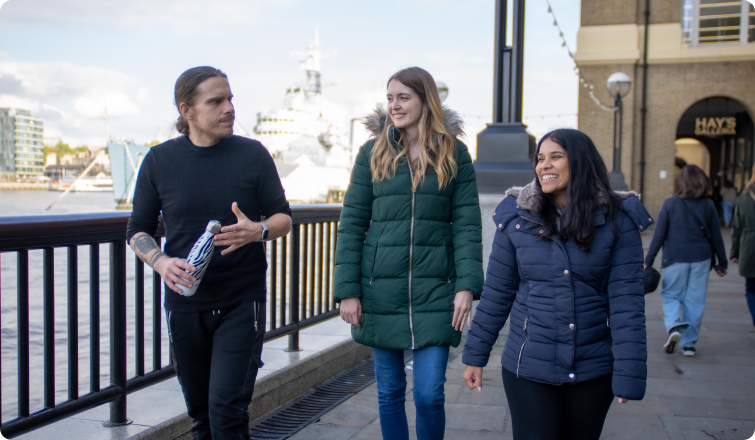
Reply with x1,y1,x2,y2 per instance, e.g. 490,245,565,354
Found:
474,0,536,194
606,72,632,191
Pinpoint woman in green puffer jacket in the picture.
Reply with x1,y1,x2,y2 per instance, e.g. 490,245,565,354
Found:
730,165,755,327
334,66,483,440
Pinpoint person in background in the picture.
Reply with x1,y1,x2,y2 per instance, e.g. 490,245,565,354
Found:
462,129,650,440
721,180,738,227
334,67,483,440
730,167,755,327
645,165,727,357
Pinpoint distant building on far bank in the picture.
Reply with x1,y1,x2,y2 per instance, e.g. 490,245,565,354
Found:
576,0,755,217
0,108,45,182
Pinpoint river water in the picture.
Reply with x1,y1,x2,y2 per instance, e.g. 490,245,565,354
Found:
0,191,170,423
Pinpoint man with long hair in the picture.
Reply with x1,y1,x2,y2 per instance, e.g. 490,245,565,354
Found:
126,66,292,439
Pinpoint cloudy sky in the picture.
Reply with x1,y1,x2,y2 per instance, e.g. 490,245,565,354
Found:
0,0,581,156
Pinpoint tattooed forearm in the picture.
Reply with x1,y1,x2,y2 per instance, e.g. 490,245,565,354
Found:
149,251,167,268
134,234,159,254
130,232,167,269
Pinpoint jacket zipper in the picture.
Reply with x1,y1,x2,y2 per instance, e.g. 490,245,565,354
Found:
408,162,416,349
520,215,544,226
517,317,529,377
521,214,578,371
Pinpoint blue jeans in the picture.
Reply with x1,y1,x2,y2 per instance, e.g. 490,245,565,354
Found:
745,278,755,327
661,261,710,348
722,201,734,224
372,346,449,440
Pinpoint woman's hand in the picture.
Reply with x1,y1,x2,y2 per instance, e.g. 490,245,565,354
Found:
618,397,628,404
715,268,727,277
340,297,362,328
463,366,483,391
452,290,474,331
731,257,739,264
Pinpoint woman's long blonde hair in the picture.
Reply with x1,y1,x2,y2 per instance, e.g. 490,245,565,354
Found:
370,67,458,190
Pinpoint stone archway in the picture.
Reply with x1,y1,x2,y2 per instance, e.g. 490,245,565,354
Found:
676,97,755,191
675,138,710,176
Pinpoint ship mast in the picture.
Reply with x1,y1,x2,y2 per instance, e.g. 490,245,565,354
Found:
301,28,323,115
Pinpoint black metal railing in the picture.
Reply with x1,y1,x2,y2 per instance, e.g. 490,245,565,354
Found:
0,204,341,438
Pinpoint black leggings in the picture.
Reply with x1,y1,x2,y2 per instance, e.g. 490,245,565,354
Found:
502,368,614,440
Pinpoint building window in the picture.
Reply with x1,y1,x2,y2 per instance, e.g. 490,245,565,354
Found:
683,0,755,46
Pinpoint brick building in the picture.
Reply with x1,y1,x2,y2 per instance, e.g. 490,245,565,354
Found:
575,0,755,218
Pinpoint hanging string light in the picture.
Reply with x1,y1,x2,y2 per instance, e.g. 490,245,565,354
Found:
544,0,616,112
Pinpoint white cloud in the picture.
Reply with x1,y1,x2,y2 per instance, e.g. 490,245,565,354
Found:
0,0,284,29
0,52,150,146
74,90,139,118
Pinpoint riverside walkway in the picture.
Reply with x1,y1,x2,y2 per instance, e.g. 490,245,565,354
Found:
289,229,755,440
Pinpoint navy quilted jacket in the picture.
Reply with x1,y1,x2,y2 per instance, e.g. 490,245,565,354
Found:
462,182,652,400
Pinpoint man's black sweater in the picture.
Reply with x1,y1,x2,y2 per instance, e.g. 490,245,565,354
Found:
126,135,291,312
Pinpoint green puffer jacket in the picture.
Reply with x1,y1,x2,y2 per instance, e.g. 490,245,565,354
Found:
732,191,755,278
334,108,483,350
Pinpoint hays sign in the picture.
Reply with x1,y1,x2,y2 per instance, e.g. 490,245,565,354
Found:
695,117,737,136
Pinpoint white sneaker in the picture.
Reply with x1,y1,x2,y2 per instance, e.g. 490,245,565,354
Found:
682,347,696,357
664,331,682,354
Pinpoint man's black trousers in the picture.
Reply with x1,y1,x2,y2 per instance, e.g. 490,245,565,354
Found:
501,368,614,440
168,300,266,440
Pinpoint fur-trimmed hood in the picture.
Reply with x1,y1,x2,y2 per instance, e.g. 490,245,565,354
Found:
363,107,465,139
494,179,653,232
504,179,641,213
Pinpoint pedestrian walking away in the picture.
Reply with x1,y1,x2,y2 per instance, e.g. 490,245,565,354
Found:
462,128,651,440
730,165,755,327
645,165,727,358
126,66,293,440
721,180,738,227
333,66,483,440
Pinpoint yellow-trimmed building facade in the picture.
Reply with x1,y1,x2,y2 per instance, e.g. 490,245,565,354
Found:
575,0,755,218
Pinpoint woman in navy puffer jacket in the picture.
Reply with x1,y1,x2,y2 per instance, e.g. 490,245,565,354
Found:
462,129,651,440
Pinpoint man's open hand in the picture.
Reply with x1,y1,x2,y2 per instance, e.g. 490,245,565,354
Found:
214,202,263,255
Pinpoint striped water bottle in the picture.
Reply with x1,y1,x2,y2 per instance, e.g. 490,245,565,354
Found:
178,220,222,296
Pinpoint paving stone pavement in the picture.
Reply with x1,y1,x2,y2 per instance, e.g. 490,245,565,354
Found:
289,228,755,439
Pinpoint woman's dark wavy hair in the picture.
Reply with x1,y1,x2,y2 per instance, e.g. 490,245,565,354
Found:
534,128,623,252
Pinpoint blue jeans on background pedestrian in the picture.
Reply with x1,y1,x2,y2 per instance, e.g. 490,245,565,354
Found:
372,345,449,440
661,260,710,348
722,201,735,225
745,278,755,327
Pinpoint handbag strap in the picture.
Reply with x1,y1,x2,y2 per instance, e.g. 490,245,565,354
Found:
681,199,717,267
681,198,713,242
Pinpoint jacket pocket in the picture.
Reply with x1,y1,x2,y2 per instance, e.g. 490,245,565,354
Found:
605,313,613,357
446,246,454,283
369,241,379,285
517,317,529,377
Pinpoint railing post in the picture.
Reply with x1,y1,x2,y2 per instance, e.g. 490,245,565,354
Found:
43,247,55,409
17,250,30,418
67,245,79,401
105,239,132,427
90,244,100,393
286,224,302,352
